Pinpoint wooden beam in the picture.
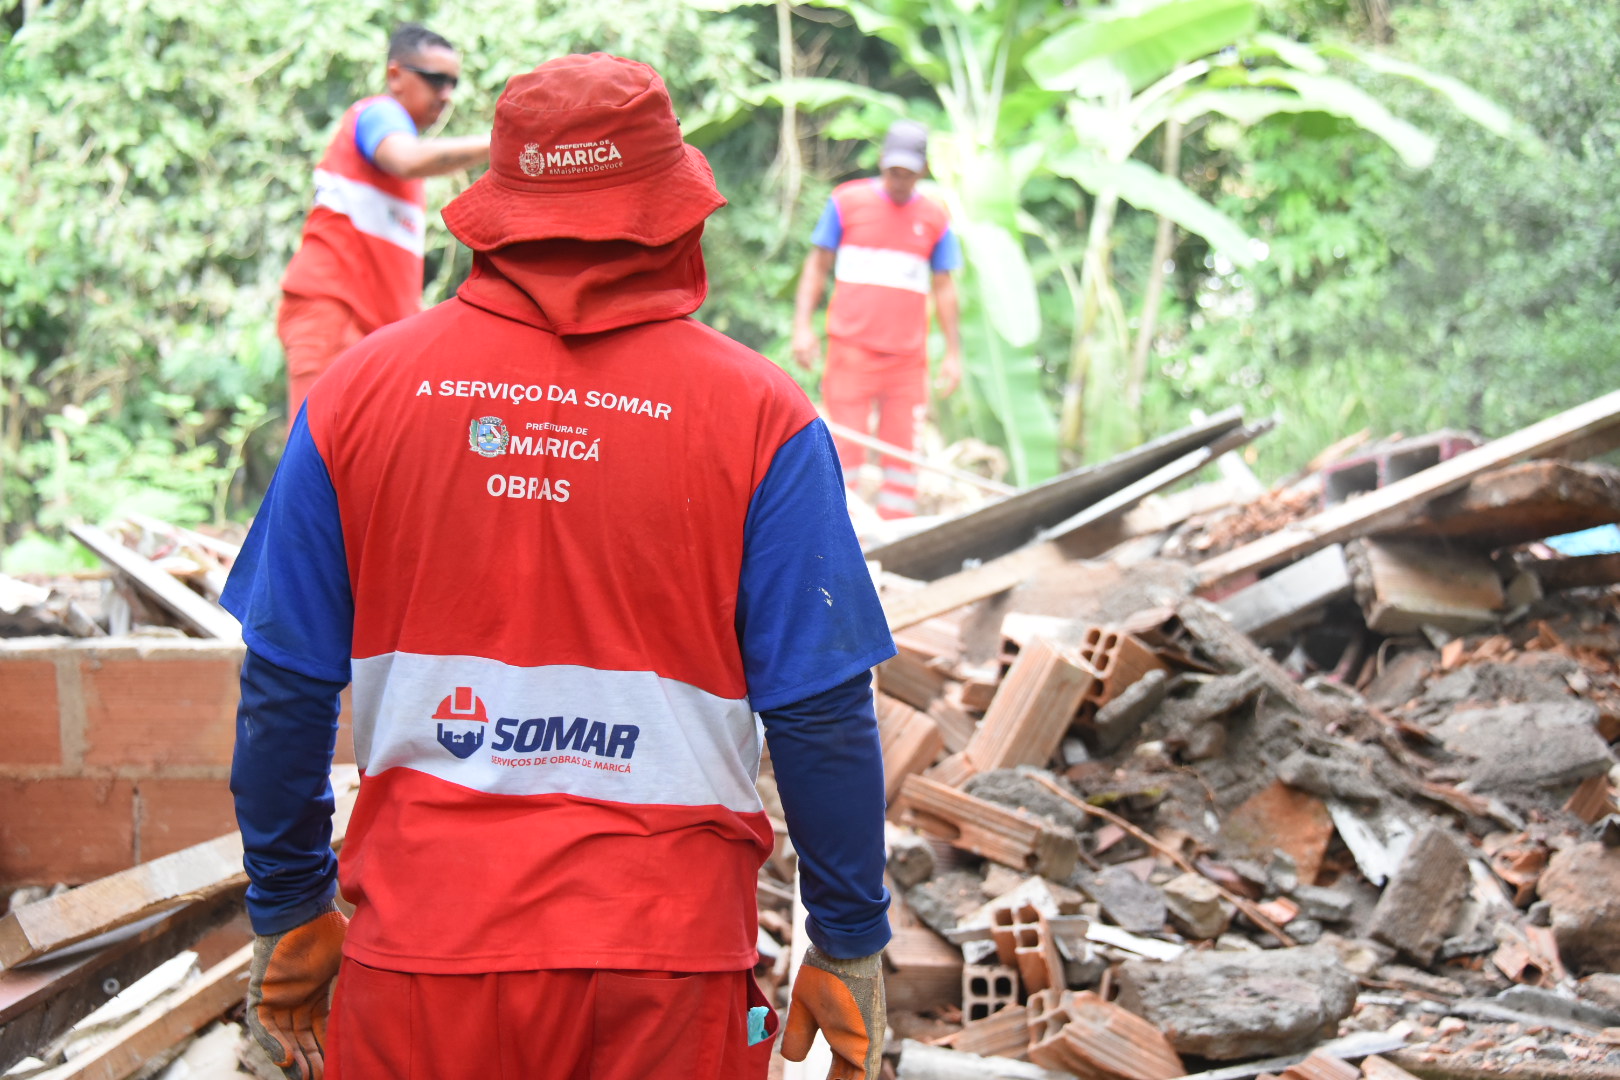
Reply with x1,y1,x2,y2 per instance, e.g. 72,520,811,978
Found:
1375,460,1620,549
69,524,241,641
52,943,253,1080
883,543,1067,633
867,409,1248,582
0,770,359,970
0,891,243,1075
1195,390,1620,590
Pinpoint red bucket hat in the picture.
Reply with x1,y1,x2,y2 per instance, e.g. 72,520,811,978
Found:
442,53,726,250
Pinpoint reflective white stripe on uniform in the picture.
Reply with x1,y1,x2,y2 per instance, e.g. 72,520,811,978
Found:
351,652,764,812
312,169,426,256
834,244,931,295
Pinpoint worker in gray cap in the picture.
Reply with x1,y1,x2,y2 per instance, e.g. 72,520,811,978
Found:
792,119,964,519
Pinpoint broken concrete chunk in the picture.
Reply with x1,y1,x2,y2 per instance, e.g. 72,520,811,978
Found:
1494,985,1620,1031
1291,884,1354,925
1072,865,1166,935
1352,538,1505,635
1275,750,1386,804
1368,826,1472,965
886,824,937,889
1537,841,1620,975
1115,944,1358,1060
1438,702,1615,792
1162,872,1235,940
906,870,989,937
963,768,1094,835
1090,668,1169,753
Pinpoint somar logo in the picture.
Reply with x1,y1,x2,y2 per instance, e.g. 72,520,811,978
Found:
433,687,488,760
468,415,509,458
519,142,545,177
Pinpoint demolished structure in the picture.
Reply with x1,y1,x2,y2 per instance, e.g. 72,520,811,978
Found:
3,391,1620,1077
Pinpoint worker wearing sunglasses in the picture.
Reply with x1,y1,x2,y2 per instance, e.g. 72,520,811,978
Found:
277,22,491,421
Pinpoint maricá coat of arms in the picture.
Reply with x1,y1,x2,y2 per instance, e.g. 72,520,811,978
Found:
469,416,510,458
519,143,545,177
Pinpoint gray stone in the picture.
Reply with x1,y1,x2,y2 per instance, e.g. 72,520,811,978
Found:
1438,702,1615,792
1162,872,1235,940
1287,918,1324,945
905,870,988,937
1423,658,1578,709
1184,720,1228,761
1091,668,1169,753
963,768,1091,835
1578,974,1620,1017
1495,985,1620,1030
1368,826,1471,965
1275,749,1386,803
1115,944,1359,1060
1538,841,1620,975
1073,865,1166,934
1291,885,1354,924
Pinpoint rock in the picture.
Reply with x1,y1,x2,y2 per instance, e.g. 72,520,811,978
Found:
1091,668,1169,753
1115,944,1358,1060
1538,841,1620,974
905,870,988,936
1292,884,1354,924
1162,872,1235,940
1368,826,1471,965
1275,749,1386,803
964,768,1092,835
1287,918,1324,945
1072,865,1166,934
1437,703,1614,792
1495,985,1620,1030
1184,720,1227,761
1578,974,1620,1017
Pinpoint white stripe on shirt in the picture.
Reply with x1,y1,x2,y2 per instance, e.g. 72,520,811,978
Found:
834,244,932,295
351,652,765,812
312,169,425,256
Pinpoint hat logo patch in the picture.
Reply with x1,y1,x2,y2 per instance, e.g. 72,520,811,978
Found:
519,143,545,177
517,138,625,179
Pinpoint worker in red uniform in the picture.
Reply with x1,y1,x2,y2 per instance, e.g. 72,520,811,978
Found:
792,120,964,519
226,53,893,1080
278,23,490,420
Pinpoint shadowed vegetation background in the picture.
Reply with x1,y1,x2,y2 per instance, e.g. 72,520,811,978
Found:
1,0,1612,568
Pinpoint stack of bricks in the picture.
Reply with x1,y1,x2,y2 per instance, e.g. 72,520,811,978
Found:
1025,989,1185,1080
0,639,354,888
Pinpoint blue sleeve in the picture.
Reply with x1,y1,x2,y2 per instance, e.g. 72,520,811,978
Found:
736,419,896,712
809,197,842,251
761,671,892,958
354,97,417,166
931,225,963,273
221,408,353,684
232,648,343,935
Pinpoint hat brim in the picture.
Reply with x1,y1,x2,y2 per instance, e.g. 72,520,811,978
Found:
443,144,726,251
879,148,926,174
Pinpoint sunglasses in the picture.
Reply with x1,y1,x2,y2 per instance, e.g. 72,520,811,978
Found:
402,64,459,91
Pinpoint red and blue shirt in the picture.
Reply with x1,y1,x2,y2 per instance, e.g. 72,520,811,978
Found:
281,96,426,332
224,283,896,973
812,178,962,357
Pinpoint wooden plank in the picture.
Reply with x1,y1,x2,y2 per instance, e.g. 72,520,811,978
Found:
68,525,241,641
1,770,359,971
883,543,1067,633
866,408,1247,582
52,942,253,1080
1376,460,1620,548
1196,389,1620,590
0,892,243,1076
1535,552,1620,593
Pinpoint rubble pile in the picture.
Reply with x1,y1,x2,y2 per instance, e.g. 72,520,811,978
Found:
756,400,1620,1079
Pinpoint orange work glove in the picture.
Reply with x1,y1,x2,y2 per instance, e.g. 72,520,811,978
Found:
781,944,886,1080
245,903,348,1080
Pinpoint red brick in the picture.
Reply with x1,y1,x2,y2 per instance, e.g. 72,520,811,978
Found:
82,653,240,768
0,659,62,766
0,778,135,887
136,778,238,861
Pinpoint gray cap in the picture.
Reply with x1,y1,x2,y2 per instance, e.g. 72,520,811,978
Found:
879,120,928,174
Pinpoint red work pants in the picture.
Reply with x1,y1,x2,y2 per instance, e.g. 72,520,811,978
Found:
278,293,367,422
325,958,777,1080
821,339,927,519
